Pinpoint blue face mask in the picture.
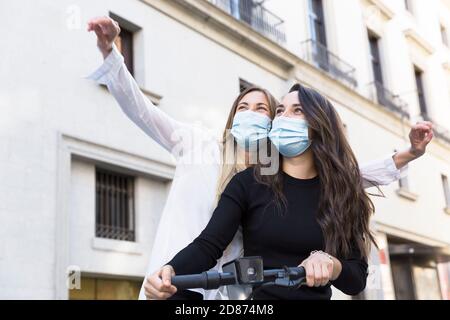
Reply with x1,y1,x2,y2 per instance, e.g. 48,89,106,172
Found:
269,116,311,157
230,110,272,149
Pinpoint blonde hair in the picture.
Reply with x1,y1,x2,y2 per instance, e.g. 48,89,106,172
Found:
215,86,279,202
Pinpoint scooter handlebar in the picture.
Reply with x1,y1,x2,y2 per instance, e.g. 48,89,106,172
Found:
171,266,306,291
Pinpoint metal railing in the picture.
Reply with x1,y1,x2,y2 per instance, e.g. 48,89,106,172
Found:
96,224,136,242
367,81,410,119
95,169,135,242
300,39,358,88
209,0,286,44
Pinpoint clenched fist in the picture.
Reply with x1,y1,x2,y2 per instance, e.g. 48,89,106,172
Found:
408,121,433,157
87,16,121,59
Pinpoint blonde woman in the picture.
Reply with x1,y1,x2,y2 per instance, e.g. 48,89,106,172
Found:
87,17,433,300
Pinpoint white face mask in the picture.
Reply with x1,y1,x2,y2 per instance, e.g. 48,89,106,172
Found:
230,110,272,149
269,116,311,158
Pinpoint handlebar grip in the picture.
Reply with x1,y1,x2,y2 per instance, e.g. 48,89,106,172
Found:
289,266,306,280
171,274,208,290
170,267,306,291
262,266,306,282
171,271,237,290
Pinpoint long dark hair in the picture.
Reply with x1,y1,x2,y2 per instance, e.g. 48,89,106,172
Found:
255,83,376,259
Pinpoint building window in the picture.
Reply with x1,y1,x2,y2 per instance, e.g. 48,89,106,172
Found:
394,149,409,190
239,78,255,92
369,34,383,85
442,175,450,211
308,0,327,47
367,33,408,118
306,0,332,74
399,174,410,191
230,0,254,25
441,24,448,47
388,236,442,300
395,148,418,201
95,168,135,242
109,13,140,76
212,0,286,44
414,67,428,120
404,0,414,14
114,27,134,75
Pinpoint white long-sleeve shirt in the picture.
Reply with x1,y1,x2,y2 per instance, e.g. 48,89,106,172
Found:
87,45,406,300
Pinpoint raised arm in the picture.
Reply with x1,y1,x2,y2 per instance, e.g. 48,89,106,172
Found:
360,121,433,188
87,17,191,157
143,172,248,299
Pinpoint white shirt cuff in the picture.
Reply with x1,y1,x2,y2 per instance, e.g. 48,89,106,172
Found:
386,152,408,180
85,44,124,85
361,152,408,188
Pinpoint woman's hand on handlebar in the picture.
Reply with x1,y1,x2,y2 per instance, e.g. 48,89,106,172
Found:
144,265,177,300
300,251,341,287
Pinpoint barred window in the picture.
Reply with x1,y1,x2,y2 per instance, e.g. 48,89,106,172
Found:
95,168,135,241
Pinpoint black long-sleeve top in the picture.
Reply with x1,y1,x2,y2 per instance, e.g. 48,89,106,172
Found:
168,167,368,299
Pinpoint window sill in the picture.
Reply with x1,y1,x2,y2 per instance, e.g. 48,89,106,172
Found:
91,237,144,255
98,83,162,106
396,188,418,201
140,87,163,106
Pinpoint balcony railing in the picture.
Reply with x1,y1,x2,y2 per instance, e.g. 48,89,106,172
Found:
300,39,358,88
209,0,286,44
367,81,410,119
